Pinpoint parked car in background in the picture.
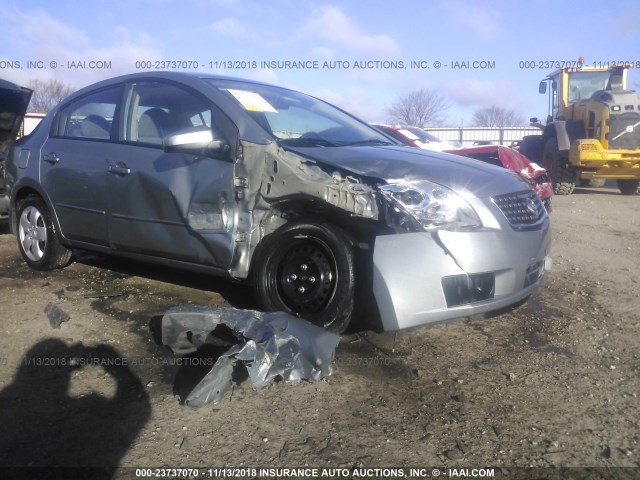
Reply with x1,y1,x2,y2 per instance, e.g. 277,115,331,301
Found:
0,79,32,222
372,124,454,151
6,72,551,333
372,123,552,211
446,145,553,211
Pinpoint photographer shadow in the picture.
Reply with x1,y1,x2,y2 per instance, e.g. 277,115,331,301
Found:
0,339,151,479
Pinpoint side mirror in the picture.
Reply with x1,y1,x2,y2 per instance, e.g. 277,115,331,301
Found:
164,128,230,157
538,82,547,94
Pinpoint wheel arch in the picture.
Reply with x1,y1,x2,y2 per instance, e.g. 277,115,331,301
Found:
543,120,586,153
248,196,377,281
10,181,63,240
251,211,361,332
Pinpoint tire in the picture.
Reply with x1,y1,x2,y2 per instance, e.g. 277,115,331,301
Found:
518,135,543,163
16,195,72,270
254,220,355,333
543,138,576,195
577,178,606,188
617,179,640,195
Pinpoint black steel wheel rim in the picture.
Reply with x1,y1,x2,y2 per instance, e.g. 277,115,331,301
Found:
268,237,338,318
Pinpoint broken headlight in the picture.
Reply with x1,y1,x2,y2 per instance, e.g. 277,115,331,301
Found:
379,180,481,231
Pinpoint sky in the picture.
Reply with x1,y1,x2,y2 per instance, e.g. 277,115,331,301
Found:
1,0,639,126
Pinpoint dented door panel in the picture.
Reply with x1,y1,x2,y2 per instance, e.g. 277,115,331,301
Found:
107,143,237,267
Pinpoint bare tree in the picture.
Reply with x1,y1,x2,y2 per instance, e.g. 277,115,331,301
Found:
27,79,75,113
472,105,525,127
386,89,450,126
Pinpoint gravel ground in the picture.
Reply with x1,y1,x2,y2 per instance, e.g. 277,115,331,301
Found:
0,185,638,479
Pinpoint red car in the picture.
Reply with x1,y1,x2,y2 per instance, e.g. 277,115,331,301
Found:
446,145,553,211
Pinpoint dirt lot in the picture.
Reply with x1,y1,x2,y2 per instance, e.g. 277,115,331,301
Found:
0,185,638,479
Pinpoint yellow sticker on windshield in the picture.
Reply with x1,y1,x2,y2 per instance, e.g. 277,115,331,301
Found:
226,89,277,113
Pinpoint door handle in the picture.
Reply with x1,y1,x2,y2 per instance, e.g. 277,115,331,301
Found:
43,152,60,164
108,163,131,175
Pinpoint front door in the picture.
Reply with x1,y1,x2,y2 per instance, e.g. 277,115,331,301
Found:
106,81,238,268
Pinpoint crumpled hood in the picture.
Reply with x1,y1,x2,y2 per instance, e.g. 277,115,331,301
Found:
287,144,531,198
0,79,32,144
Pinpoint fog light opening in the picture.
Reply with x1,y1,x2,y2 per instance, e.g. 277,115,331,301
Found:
442,273,495,308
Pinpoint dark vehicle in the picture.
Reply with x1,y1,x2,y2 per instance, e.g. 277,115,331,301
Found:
0,79,32,222
6,72,551,333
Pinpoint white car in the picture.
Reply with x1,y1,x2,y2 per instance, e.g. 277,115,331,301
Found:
373,124,454,151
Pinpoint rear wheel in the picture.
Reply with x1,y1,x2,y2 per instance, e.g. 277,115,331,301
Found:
254,221,355,333
543,138,576,195
16,195,72,270
617,179,640,195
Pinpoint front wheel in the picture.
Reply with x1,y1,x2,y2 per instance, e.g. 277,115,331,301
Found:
16,195,72,270
543,138,576,195
617,179,640,195
254,221,355,333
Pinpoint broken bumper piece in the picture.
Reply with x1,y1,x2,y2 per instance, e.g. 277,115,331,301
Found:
162,306,340,406
372,218,551,331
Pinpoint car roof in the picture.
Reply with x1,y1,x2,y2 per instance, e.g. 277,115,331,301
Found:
69,71,285,100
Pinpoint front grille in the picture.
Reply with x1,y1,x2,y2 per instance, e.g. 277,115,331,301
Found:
492,189,545,229
607,112,640,150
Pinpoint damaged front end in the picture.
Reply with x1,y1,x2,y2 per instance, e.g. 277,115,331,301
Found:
243,138,552,332
228,136,552,333
228,140,380,280
372,175,551,331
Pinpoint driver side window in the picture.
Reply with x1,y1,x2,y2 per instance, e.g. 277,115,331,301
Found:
125,82,213,147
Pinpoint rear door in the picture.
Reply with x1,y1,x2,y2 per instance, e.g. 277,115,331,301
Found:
106,81,238,268
40,86,122,245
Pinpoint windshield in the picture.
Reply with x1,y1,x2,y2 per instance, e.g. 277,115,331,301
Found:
403,127,446,143
567,71,611,102
207,79,392,147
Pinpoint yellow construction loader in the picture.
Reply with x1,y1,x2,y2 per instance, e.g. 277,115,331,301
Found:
519,58,640,195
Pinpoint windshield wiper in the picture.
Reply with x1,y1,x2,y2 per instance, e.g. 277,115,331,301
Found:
342,139,395,146
279,137,337,147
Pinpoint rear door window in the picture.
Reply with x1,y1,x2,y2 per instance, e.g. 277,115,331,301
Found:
55,87,121,140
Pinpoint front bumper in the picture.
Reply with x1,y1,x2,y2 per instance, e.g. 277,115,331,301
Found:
372,217,551,331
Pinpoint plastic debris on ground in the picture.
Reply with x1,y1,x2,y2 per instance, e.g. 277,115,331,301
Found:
161,306,340,406
44,303,70,329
